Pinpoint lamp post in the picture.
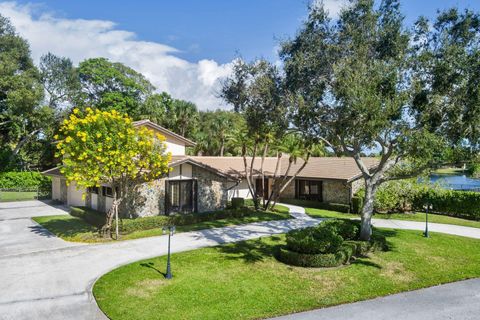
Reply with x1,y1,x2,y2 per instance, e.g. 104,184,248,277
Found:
424,203,431,238
162,225,175,279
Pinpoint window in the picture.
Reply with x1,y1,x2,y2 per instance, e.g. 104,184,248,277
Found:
166,180,196,214
102,186,113,197
295,180,323,201
88,186,99,194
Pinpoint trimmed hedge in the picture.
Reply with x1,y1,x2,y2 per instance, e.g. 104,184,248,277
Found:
277,219,387,268
352,196,363,214
370,180,480,221
277,246,353,268
280,198,351,213
0,172,51,190
70,206,268,234
231,197,245,209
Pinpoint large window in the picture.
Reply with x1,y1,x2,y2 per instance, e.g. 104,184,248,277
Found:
295,180,323,201
166,180,196,214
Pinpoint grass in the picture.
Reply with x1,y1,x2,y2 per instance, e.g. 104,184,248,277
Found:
306,208,480,229
93,229,480,320
433,167,466,175
0,191,38,202
33,205,291,243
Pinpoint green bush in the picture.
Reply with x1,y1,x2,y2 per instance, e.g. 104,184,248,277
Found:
280,198,351,213
278,219,387,268
231,197,245,209
0,172,51,190
322,219,360,240
352,196,363,214
286,226,343,254
277,247,353,268
374,180,480,220
70,206,262,234
467,163,480,178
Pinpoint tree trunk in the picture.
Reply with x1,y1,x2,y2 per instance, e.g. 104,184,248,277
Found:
359,181,375,241
220,140,225,156
260,143,268,209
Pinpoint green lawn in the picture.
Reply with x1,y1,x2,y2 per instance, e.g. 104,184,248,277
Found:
433,167,466,174
306,208,480,229
33,205,291,243
0,191,38,202
93,229,480,320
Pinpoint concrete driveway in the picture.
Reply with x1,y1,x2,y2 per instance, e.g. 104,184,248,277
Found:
1,201,480,320
0,200,318,320
0,200,81,257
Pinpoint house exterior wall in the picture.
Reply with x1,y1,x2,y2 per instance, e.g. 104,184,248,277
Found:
164,140,186,156
228,179,252,200
281,180,295,198
67,182,85,207
322,180,350,204
192,166,228,213
51,177,61,201
350,178,364,195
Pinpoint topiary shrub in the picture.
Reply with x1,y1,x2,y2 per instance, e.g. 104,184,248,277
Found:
321,219,360,240
231,197,245,209
286,226,343,254
352,196,363,214
278,219,387,268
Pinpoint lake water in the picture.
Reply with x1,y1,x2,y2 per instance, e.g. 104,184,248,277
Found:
429,174,480,191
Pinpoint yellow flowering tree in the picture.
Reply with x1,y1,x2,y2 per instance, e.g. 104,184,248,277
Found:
55,108,171,239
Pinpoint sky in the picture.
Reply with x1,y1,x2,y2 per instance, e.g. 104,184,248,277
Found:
1,0,480,110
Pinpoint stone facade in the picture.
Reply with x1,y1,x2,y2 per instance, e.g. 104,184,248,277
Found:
279,178,359,205
192,165,229,213
322,180,350,204
97,164,230,218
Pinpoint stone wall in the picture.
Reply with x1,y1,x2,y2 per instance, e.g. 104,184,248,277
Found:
120,179,166,218
322,180,350,204
279,178,354,205
113,165,229,217
350,178,364,196
192,166,228,213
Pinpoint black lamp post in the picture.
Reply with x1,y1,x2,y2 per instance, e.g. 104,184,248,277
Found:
162,225,175,279
424,203,431,238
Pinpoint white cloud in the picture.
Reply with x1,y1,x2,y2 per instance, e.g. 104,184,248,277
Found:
0,1,233,110
315,0,349,18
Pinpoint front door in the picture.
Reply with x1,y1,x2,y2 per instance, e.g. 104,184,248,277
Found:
166,180,196,214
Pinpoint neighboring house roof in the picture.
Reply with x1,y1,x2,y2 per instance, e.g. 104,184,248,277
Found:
133,119,196,147
186,156,379,182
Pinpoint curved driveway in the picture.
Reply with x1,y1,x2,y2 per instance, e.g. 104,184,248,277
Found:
0,201,479,320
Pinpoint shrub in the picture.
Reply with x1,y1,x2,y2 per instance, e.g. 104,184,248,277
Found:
0,172,51,190
70,206,264,234
375,180,480,220
352,196,363,214
280,198,351,213
277,247,352,268
322,219,360,240
278,219,387,268
286,226,344,254
231,197,245,209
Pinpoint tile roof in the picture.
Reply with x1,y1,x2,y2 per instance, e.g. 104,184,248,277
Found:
186,156,378,182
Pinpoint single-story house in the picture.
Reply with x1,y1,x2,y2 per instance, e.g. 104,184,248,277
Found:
42,120,378,217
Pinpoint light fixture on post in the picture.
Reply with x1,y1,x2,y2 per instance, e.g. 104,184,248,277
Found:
162,225,175,279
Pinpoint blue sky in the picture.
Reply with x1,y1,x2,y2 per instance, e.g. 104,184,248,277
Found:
13,0,480,64
2,0,480,110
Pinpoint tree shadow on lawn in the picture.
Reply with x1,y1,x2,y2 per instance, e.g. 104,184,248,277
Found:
215,236,283,264
31,216,98,239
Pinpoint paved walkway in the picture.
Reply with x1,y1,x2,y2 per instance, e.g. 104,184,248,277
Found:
0,200,479,320
272,278,480,320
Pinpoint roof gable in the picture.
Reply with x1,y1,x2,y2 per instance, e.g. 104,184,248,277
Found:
133,120,196,147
